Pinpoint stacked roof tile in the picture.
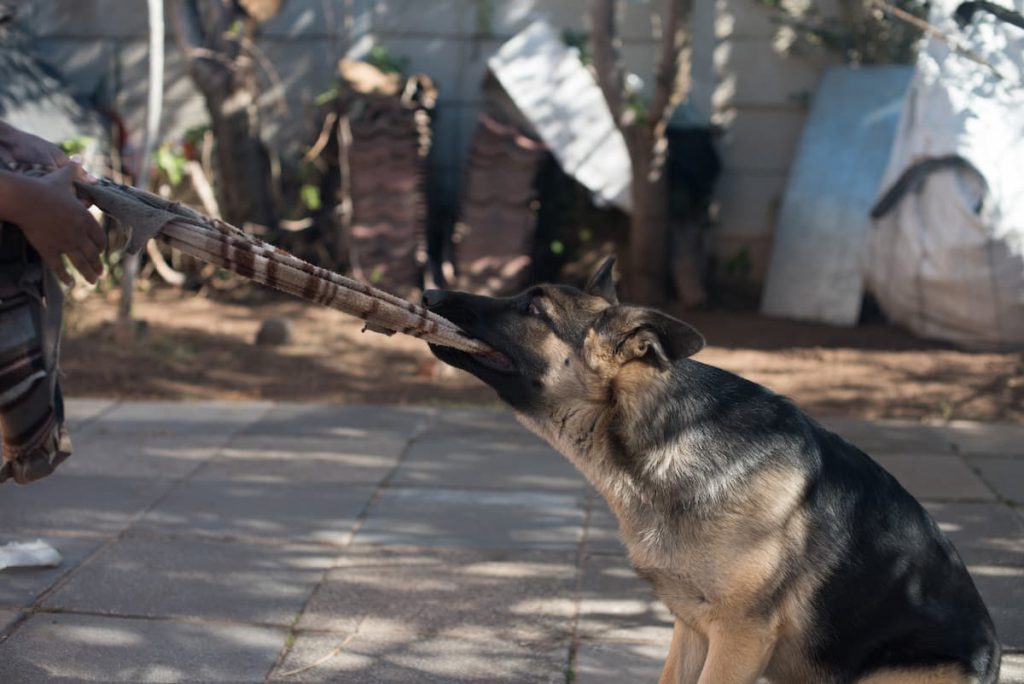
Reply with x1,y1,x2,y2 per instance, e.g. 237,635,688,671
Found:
341,65,435,297
454,113,546,295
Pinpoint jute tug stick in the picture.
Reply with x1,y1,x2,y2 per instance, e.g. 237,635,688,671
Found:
7,163,494,357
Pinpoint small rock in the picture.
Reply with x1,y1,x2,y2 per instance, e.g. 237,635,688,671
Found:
255,318,292,346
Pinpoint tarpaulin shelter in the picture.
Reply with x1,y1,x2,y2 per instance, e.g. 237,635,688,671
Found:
867,0,1024,349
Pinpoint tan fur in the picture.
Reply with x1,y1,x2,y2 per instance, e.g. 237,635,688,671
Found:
435,265,996,684
857,665,977,684
522,330,832,683
659,620,708,684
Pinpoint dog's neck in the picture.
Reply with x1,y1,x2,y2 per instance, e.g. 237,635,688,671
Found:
516,360,781,562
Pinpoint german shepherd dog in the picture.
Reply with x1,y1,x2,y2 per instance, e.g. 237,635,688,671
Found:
424,258,1000,684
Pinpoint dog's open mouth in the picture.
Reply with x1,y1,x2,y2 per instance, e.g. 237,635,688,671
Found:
470,348,516,373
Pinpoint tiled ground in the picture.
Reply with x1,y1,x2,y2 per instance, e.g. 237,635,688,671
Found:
1,401,1021,682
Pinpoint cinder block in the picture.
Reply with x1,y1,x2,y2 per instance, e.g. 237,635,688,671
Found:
719,107,807,173
715,169,787,237
33,39,116,100
20,0,148,38
371,0,473,37
715,38,829,108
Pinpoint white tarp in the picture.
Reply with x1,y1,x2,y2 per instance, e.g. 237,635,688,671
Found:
867,0,1024,348
487,20,632,212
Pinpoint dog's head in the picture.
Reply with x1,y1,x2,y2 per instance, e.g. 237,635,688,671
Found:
425,257,705,414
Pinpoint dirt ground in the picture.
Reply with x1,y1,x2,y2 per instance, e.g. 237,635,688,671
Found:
61,287,1023,423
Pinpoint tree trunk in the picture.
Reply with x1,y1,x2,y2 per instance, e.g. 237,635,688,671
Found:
202,85,277,229
590,0,692,305
171,0,277,230
625,126,670,305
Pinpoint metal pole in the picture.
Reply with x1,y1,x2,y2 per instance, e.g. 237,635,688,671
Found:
118,0,164,322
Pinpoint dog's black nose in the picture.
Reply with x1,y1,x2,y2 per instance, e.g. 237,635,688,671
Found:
422,289,448,308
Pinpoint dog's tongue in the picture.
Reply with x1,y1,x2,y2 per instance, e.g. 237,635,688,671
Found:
474,349,514,371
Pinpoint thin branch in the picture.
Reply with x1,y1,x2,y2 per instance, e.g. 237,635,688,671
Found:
871,0,1007,80
169,0,205,55
240,34,289,115
170,0,227,92
649,0,690,130
590,0,625,124
303,110,339,162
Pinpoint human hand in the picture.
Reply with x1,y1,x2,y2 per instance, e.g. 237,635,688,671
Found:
9,165,106,285
0,123,98,192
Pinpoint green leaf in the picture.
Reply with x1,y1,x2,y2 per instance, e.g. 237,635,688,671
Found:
314,84,341,106
365,46,408,75
155,145,186,187
300,184,322,211
58,136,94,156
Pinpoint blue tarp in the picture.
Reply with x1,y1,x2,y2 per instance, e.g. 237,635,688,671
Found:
760,66,913,326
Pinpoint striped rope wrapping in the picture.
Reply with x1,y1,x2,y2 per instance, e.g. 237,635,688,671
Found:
7,163,494,356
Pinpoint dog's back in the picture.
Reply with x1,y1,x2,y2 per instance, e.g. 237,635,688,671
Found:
801,424,1001,683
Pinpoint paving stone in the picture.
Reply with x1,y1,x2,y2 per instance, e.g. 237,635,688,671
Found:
923,502,1024,565
431,408,525,435
586,499,627,556
138,480,375,545
575,641,669,684
1002,654,1024,684
89,401,272,437
272,630,569,683
60,432,228,480
0,609,20,632
0,612,285,682
0,474,176,535
392,435,584,491
46,536,333,626
63,398,116,429
962,551,1024,650
970,456,1024,504
822,418,952,454
0,536,104,608
194,433,406,484
942,421,1024,457
577,553,674,643
242,404,434,439
298,546,576,641
357,488,585,551
874,454,995,501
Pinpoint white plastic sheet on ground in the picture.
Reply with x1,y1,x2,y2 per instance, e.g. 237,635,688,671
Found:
867,0,1024,348
487,20,632,212
0,540,62,570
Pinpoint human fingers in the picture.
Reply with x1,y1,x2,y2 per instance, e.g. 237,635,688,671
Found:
82,210,106,251
43,253,74,287
49,145,70,168
44,162,77,188
67,247,100,284
69,157,98,185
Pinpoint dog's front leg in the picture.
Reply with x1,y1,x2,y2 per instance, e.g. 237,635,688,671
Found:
658,619,708,684
695,619,776,684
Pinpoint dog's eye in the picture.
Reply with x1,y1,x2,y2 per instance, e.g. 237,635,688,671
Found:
527,301,542,316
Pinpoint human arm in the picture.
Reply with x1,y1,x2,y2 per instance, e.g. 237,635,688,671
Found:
0,122,104,284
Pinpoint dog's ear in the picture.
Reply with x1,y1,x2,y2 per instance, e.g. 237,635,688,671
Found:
585,256,618,305
615,308,705,368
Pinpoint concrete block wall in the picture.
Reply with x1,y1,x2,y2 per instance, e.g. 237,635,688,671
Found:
17,0,833,287
712,0,835,283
